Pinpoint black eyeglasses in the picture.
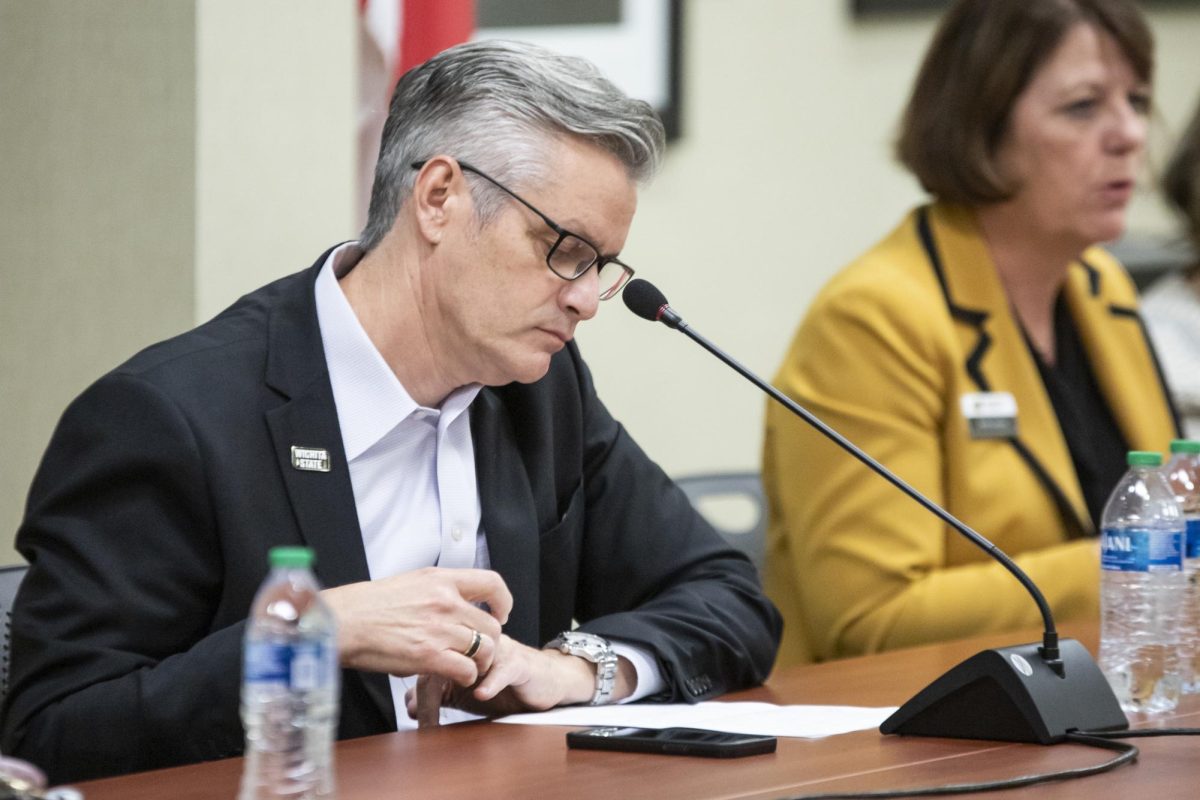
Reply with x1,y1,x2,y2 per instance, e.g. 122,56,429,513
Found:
410,160,635,301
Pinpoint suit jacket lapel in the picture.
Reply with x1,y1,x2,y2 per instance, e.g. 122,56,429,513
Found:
470,388,541,646
923,203,1092,536
262,261,395,727
1065,259,1180,450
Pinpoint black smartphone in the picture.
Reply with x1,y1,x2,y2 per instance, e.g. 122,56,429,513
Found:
566,726,777,758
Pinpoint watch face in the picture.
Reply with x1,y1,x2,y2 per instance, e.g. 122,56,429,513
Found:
550,632,617,705
558,632,612,661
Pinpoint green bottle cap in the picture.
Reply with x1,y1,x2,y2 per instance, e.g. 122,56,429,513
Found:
269,546,314,569
1170,439,1200,454
1127,451,1162,467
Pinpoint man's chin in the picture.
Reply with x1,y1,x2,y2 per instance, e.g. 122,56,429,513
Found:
487,354,555,387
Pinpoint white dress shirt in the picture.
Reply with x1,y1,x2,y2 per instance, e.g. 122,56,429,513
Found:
314,243,664,728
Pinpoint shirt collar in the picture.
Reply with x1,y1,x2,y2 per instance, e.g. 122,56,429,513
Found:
315,242,481,460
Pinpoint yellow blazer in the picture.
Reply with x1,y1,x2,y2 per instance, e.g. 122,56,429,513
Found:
762,203,1179,667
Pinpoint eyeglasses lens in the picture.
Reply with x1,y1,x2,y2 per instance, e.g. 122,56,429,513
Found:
597,261,631,301
548,234,598,280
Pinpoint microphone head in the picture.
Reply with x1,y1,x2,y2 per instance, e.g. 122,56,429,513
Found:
623,278,669,322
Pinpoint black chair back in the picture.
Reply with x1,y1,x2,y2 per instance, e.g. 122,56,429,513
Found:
675,472,766,574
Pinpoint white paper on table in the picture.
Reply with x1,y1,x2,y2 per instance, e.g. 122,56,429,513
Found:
494,701,898,739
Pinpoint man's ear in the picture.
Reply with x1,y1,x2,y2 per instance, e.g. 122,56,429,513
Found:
411,156,468,244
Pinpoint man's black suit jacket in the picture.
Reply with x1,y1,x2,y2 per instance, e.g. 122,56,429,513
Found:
2,251,782,782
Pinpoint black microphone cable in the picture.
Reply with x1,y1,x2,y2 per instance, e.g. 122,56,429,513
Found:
770,732,1138,799
772,727,1200,799
1075,725,1200,738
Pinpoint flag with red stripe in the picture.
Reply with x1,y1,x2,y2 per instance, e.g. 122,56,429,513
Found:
358,0,475,226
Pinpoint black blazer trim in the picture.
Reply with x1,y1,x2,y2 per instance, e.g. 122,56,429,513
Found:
1107,304,1184,437
916,207,991,391
1010,439,1091,539
1079,258,1102,296
1079,256,1176,433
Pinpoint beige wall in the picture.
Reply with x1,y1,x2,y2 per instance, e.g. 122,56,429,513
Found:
0,1,197,565
2,2,1198,564
579,2,1200,483
0,1,356,564
194,1,357,320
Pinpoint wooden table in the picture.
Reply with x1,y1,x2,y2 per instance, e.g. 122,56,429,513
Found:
74,627,1200,799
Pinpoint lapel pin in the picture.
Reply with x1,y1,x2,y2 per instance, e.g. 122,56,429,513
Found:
291,446,331,472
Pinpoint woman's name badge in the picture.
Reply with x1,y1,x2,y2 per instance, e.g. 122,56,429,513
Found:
960,392,1018,439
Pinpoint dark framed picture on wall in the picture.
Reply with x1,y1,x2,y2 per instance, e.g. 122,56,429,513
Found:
853,0,1198,15
852,0,951,11
474,0,684,140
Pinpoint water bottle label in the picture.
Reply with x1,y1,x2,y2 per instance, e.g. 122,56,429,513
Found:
1188,518,1200,560
245,641,335,690
1101,527,1184,572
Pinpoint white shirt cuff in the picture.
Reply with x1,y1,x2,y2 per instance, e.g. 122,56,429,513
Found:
610,640,667,703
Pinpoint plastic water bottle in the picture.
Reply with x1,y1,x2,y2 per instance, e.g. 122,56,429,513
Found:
1098,451,1186,714
239,547,339,800
1163,439,1200,694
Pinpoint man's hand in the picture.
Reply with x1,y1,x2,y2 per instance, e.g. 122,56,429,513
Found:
405,634,637,719
322,567,512,687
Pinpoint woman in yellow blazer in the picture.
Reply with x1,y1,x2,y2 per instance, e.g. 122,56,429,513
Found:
763,0,1179,668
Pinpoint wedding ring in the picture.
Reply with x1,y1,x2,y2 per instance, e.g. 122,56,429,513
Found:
462,629,483,658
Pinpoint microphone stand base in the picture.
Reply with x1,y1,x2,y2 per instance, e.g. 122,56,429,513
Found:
880,638,1127,744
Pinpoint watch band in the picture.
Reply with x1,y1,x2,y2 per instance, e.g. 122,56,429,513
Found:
545,631,619,706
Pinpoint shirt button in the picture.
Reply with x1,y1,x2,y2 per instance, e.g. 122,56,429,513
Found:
451,526,463,542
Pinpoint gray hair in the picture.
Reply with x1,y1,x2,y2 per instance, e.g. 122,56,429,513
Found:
359,39,666,251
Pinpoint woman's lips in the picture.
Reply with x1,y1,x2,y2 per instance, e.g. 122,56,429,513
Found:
1100,180,1133,205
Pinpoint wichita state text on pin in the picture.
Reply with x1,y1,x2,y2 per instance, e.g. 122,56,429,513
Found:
290,446,331,472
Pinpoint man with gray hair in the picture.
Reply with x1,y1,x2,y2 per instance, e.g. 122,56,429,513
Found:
3,40,780,782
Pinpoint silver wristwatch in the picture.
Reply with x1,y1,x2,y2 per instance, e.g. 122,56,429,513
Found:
545,631,619,706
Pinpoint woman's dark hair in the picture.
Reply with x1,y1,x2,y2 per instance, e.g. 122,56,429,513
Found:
896,0,1153,205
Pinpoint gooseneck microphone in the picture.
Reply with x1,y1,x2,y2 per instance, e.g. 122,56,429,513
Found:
623,279,1061,658
623,278,1128,745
